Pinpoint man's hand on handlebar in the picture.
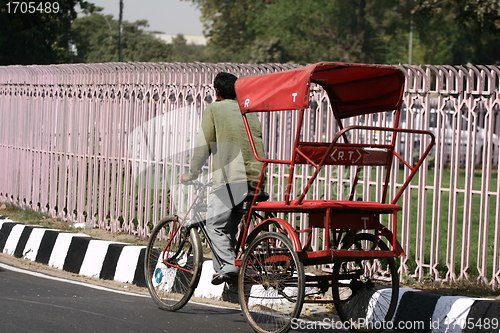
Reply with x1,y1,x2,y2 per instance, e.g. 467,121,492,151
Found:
180,173,193,184
180,175,213,188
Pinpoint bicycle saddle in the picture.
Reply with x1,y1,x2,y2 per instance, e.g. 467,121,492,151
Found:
244,189,269,202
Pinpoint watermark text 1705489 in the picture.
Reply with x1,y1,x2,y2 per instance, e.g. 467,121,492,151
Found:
5,2,60,14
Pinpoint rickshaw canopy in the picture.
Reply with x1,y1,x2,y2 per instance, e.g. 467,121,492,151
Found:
235,62,405,119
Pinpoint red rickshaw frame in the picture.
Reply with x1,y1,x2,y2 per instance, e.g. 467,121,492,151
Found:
234,62,435,264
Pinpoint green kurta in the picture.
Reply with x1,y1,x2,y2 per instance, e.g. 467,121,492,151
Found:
188,99,265,191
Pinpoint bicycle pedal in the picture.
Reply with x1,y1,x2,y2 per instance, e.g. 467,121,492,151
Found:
177,251,188,267
225,281,238,290
211,272,238,285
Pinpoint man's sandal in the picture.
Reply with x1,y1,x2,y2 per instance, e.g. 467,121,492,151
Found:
211,270,238,285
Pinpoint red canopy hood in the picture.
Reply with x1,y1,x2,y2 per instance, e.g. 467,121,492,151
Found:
235,62,405,119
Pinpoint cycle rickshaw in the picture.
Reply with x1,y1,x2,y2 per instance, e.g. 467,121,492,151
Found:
144,62,435,333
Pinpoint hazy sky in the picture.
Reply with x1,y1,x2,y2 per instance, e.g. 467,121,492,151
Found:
85,0,204,35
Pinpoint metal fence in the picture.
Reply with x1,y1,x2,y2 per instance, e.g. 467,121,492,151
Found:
0,62,499,287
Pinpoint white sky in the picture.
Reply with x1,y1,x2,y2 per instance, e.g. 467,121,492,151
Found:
82,0,204,35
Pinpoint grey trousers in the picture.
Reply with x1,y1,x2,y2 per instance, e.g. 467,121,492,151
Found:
206,182,249,273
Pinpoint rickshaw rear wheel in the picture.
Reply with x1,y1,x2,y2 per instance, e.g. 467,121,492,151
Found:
332,233,399,333
238,232,305,333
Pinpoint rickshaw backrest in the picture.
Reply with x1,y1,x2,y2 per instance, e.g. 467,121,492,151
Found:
295,142,392,167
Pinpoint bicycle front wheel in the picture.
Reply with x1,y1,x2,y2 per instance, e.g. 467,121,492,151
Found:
144,216,203,311
238,232,305,333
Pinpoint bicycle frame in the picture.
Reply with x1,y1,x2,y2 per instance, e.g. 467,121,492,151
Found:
173,181,255,270
167,183,211,259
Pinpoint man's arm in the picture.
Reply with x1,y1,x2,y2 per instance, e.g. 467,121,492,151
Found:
181,107,216,182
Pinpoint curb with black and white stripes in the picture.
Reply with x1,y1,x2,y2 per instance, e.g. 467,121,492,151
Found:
0,219,238,302
392,289,499,332
1,219,498,331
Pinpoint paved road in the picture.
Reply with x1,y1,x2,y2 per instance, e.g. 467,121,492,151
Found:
0,263,250,333
0,262,338,333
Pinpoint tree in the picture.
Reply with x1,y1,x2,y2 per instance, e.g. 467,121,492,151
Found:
188,0,255,51
185,0,500,65
412,0,500,64
169,34,207,62
248,0,371,64
71,12,173,63
185,0,414,64
0,0,92,65
249,38,288,63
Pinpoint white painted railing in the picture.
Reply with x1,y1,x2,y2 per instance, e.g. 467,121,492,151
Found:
0,62,498,287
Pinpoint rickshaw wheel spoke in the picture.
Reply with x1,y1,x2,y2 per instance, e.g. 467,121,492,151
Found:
238,232,305,333
332,233,399,333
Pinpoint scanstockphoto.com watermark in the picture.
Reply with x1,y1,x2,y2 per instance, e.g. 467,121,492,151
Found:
291,317,500,331
291,318,427,331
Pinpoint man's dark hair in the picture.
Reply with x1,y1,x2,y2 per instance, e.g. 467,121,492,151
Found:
214,72,238,100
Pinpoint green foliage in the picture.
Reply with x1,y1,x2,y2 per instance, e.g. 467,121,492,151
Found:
71,13,173,63
250,38,288,63
71,13,210,63
169,34,207,62
185,0,500,65
0,1,208,65
413,0,500,64
0,202,79,232
184,0,417,64
0,0,91,65
2,0,499,65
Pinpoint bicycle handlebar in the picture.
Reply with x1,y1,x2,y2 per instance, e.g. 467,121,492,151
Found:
182,180,213,188
182,180,202,186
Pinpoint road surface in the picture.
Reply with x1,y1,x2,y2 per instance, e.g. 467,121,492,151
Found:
0,257,339,333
